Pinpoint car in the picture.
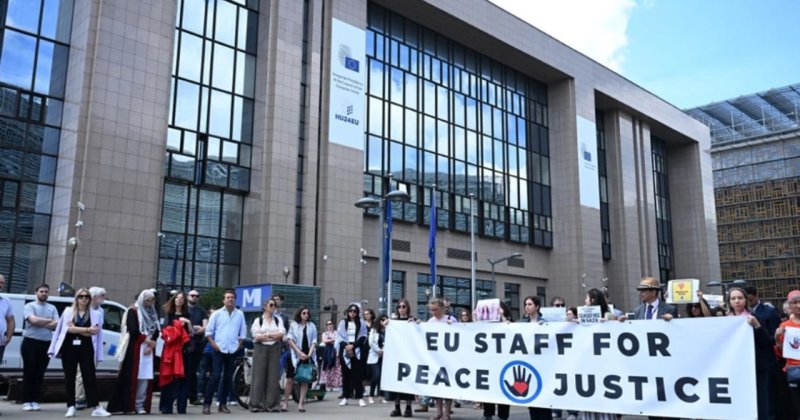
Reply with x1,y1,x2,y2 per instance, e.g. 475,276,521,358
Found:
1,293,128,373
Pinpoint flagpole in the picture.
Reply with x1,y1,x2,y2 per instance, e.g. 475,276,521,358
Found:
385,175,393,316
430,184,437,299
469,193,476,311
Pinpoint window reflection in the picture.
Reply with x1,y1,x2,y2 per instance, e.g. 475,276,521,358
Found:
0,30,37,90
6,0,41,34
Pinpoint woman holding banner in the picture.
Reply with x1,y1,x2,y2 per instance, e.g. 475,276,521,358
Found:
516,297,554,420
388,298,415,417
427,298,456,420
482,302,514,420
727,287,773,419
579,290,617,420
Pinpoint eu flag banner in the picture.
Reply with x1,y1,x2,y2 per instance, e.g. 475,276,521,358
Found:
428,188,437,290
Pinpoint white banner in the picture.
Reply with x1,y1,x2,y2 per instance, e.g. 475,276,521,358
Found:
577,116,599,209
382,318,756,420
328,18,366,150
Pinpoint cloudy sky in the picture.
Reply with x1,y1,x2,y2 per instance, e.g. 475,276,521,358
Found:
489,0,800,109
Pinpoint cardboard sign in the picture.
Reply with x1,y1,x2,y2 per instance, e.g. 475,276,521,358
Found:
666,279,699,304
704,294,724,309
474,298,502,322
541,307,567,322
783,327,800,361
577,305,602,324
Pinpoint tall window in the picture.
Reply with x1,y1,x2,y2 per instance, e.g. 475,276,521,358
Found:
158,0,259,289
0,0,73,292
364,4,552,248
596,110,611,259
416,273,493,320
652,137,673,283
504,282,520,320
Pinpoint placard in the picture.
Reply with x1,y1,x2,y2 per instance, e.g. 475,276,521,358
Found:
667,279,699,304
577,305,601,324
783,327,800,360
541,307,567,322
474,298,502,322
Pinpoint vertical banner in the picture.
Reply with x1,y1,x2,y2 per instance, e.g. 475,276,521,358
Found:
328,19,366,150
577,116,600,209
382,318,757,419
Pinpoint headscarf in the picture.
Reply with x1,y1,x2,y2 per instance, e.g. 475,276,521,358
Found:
136,289,159,336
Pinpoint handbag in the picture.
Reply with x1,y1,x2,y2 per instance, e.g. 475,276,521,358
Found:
295,363,316,384
787,365,800,384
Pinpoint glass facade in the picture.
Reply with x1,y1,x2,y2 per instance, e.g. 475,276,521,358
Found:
364,4,552,248
416,273,493,320
0,0,73,292
158,0,258,289
652,137,673,283
504,282,520,320
596,110,611,259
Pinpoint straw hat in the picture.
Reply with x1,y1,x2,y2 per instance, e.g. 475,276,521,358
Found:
636,277,663,291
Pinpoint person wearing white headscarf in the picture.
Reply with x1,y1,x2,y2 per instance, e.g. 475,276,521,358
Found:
107,289,161,414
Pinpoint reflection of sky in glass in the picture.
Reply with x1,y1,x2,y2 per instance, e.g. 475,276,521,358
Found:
389,67,403,104
6,0,41,34
174,80,199,130
34,41,54,95
0,30,36,90
179,33,203,82
212,44,234,91
209,90,231,138
40,0,74,42
214,0,237,46
182,0,205,35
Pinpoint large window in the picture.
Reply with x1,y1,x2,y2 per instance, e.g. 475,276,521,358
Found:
652,137,673,283
158,0,259,289
0,0,73,292
363,4,552,248
596,110,611,259
416,273,494,320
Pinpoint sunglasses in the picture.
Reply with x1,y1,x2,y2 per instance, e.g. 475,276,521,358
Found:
397,304,407,308
348,309,358,313
188,294,199,298
553,303,565,307
301,312,309,315
77,295,90,299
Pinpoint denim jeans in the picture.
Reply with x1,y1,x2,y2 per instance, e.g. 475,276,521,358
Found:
203,351,236,406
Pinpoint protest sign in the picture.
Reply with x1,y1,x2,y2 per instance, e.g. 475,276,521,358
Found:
382,318,756,419
577,305,601,324
667,279,699,304
541,307,567,322
783,327,800,360
704,294,724,309
475,298,502,322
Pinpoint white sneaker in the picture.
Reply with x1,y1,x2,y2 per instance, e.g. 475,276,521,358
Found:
91,407,111,417
66,406,77,417
339,398,348,406
32,402,42,411
23,403,34,411
368,397,375,404
358,399,367,407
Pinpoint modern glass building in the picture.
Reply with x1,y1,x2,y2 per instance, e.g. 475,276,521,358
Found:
0,0,720,312
687,83,800,304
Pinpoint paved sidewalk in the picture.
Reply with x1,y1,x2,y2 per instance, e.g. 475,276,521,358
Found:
0,397,599,419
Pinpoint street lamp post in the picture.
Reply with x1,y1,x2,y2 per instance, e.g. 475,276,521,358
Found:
487,252,522,299
354,186,410,315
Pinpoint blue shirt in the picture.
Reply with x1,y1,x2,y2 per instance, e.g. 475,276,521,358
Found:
205,307,246,354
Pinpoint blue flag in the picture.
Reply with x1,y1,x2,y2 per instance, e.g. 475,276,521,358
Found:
428,189,437,290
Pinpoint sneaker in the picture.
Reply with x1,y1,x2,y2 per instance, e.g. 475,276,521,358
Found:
228,401,238,407
358,399,367,407
66,406,77,417
339,398,348,406
369,397,375,404
91,406,111,417
32,403,42,411
414,405,429,412
23,403,34,411
136,408,148,415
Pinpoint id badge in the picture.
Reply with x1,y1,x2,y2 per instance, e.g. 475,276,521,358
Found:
72,339,81,346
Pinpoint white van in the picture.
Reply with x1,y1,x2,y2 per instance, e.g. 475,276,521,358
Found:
1,293,128,373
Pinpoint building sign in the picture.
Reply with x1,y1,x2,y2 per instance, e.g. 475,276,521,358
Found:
328,18,366,150
382,318,755,419
577,116,600,209
235,284,272,312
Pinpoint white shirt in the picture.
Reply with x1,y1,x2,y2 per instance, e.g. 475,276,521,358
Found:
251,315,285,346
206,307,246,354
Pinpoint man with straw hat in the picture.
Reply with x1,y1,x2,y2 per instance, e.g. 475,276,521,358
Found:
619,277,678,321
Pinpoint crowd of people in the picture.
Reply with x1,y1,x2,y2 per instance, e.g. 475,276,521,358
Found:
2,272,799,419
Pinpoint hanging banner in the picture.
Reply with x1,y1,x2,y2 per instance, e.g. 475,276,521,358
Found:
328,18,366,150
382,318,756,420
577,116,600,209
